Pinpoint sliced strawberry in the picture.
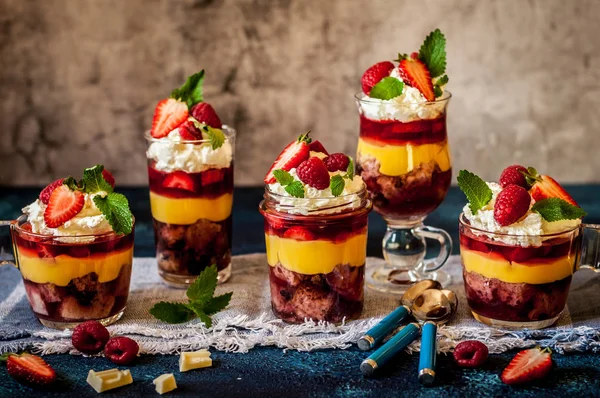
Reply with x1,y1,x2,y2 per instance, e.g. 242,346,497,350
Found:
361,61,395,95
102,169,115,188
201,169,224,186
527,173,578,206
5,353,57,386
39,179,64,205
283,226,316,241
163,171,195,192
264,132,311,184
398,58,435,101
43,185,85,228
501,347,552,385
309,140,329,155
191,102,222,129
150,98,189,138
178,119,203,140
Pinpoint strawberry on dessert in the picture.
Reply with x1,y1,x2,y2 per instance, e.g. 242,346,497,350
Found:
308,140,329,155
151,98,189,139
191,102,222,129
264,132,311,184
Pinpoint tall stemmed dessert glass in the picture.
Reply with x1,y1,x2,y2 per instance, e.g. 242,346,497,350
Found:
146,70,235,287
457,166,600,329
259,132,372,323
356,29,452,293
0,165,135,329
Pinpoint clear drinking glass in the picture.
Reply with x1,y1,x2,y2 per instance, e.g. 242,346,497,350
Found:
0,215,135,330
355,92,452,293
145,126,236,287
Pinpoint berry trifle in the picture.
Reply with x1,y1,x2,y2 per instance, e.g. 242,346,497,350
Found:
259,133,372,323
146,70,235,286
13,165,134,329
356,29,451,222
458,166,586,329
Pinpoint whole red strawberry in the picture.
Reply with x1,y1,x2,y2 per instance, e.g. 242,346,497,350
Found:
191,102,222,129
296,157,330,190
494,185,531,226
499,165,528,189
3,353,56,387
71,320,110,355
361,61,395,95
39,179,64,205
453,341,489,368
104,336,139,365
324,153,350,172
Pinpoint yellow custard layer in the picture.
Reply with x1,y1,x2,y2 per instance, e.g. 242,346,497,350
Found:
149,192,233,225
19,248,133,286
265,233,367,275
357,138,451,177
461,249,575,285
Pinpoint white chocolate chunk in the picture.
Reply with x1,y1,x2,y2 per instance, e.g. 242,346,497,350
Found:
179,349,212,372
87,368,133,393
153,373,177,395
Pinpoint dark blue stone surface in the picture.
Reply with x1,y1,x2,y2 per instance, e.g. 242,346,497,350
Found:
1,186,600,397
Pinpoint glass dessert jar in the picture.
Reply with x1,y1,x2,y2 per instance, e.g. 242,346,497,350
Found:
259,187,372,323
459,213,600,329
0,215,135,329
145,126,235,287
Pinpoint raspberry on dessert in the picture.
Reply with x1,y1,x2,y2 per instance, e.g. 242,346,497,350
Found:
163,171,195,192
361,61,395,95
44,185,85,228
324,153,350,172
493,185,531,226
178,120,203,140
499,165,528,189
296,157,330,190
102,169,116,188
151,98,189,139
264,132,311,184
453,341,489,368
39,179,64,205
71,320,110,355
191,102,222,129
309,140,329,155
104,336,139,365
283,226,316,241
398,58,435,101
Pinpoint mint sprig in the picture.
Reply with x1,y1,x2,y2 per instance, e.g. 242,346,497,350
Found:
273,169,305,198
345,157,355,180
170,70,205,109
330,175,345,197
457,170,493,214
273,169,294,186
149,265,232,327
369,77,404,100
532,198,587,222
82,165,113,193
201,125,225,150
418,29,446,78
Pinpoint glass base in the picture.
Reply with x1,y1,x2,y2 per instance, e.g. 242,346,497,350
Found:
38,309,125,330
366,262,451,294
159,263,231,288
471,311,560,330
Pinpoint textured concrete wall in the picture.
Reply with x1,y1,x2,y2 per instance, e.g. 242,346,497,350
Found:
1,0,599,186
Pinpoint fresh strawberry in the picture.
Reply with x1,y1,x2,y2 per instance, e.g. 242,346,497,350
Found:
398,58,435,101
4,353,56,386
324,153,350,172
296,157,330,190
191,102,222,129
44,185,85,228
39,179,64,205
264,132,312,184
163,171,195,192
493,185,531,226
283,226,316,241
499,165,528,189
102,169,115,188
361,61,395,95
104,337,139,366
150,98,189,138
525,169,578,206
309,140,329,155
501,347,552,385
178,119,203,140
201,169,224,186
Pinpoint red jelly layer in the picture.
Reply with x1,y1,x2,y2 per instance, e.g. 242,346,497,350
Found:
147,164,234,199
263,212,369,242
359,114,447,146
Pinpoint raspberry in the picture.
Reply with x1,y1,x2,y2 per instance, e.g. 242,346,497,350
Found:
493,185,531,226
361,61,395,95
191,102,222,129
499,165,528,189
71,320,110,355
453,340,489,368
296,157,330,190
324,153,350,172
104,336,139,365
39,179,64,205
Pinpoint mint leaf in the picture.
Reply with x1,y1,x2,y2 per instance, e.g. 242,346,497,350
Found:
93,192,133,235
186,264,217,303
201,126,225,150
433,86,443,98
63,176,81,191
203,292,233,315
369,77,404,100
273,169,294,186
186,304,213,328
82,165,113,194
419,29,446,78
435,74,449,87
345,157,355,180
330,175,345,197
532,198,587,222
170,70,205,109
285,181,305,198
457,170,493,214
149,302,195,324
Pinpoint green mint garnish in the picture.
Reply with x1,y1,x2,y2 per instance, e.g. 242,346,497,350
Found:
330,175,345,197
273,169,305,198
532,198,587,222
63,176,80,191
345,157,355,180
82,165,113,193
170,70,205,109
284,181,305,198
457,170,493,214
201,125,225,150
418,29,446,78
273,169,294,186
369,77,404,100
433,75,449,97
93,192,133,235
149,265,232,327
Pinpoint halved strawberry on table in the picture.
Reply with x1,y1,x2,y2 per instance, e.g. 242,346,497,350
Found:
43,185,85,228
150,98,189,139
1,352,57,387
361,61,395,95
264,132,312,184
501,347,552,385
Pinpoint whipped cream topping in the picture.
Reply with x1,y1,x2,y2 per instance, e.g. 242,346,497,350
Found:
268,169,366,215
463,182,581,246
147,128,233,173
358,67,446,122
23,193,113,243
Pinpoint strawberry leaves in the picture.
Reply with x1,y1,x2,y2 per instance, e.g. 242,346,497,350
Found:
171,70,205,109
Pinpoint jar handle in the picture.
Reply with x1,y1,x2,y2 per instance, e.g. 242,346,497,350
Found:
578,223,600,271
414,225,452,273
0,220,16,267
